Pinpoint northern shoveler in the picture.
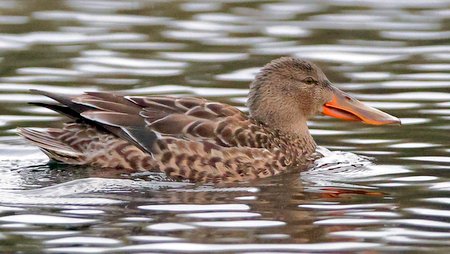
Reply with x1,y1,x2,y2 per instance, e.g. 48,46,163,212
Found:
18,57,400,182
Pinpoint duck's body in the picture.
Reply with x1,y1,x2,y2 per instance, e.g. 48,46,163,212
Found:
19,93,315,182
18,57,399,183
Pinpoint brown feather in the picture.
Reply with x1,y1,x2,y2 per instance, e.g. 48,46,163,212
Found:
186,106,218,119
17,128,81,157
73,98,140,114
86,91,136,107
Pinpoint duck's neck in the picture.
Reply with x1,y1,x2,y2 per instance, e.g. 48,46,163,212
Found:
272,119,317,155
253,112,317,157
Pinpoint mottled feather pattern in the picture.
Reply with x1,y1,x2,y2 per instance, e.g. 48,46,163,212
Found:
19,90,317,183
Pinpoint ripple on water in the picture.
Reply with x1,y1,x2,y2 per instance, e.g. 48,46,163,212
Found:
429,182,450,191
263,26,311,37
423,198,450,205
99,42,187,50
366,101,422,110
1,75,79,83
146,223,196,231
73,55,188,68
179,212,261,219
379,80,450,89
113,242,381,253
159,52,248,62
33,11,169,26
391,219,450,229
397,118,430,125
124,86,248,97
64,0,143,11
0,206,24,213
354,92,450,101
426,53,450,60
46,247,110,254
252,44,450,56
127,235,183,243
296,51,405,65
74,64,184,77
215,67,259,81
315,218,384,226
180,2,222,12
311,13,388,22
0,32,147,45
70,55,188,77
194,13,254,23
121,217,153,222
0,83,98,94
380,30,450,40
389,143,438,149
169,20,255,33
261,3,324,14
45,236,121,246
139,204,250,212
309,129,351,135
331,228,450,239
419,109,450,116
61,209,106,215
203,36,275,46
391,176,438,182
9,230,80,239
405,208,450,218
410,63,450,71
162,30,225,41
0,15,28,24
299,203,394,210
0,214,96,225
344,71,392,80
192,220,285,228
345,211,401,218
402,156,450,164
396,73,450,81
0,115,60,127
0,39,27,50
16,67,83,76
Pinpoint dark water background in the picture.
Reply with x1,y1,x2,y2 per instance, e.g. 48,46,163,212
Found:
0,0,449,253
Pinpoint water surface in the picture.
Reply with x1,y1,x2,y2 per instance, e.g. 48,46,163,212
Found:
0,0,449,253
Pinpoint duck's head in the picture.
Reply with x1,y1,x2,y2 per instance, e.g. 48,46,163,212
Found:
248,57,400,134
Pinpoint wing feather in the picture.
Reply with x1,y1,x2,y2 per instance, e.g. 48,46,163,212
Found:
29,90,267,155
129,96,255,147
81,111,143,127
73,98,140,114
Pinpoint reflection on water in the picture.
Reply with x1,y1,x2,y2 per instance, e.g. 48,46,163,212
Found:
0,0,449,253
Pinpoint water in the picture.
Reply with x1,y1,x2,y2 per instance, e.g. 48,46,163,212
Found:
0,0,449,253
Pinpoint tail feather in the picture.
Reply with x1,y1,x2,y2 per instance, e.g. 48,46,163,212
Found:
28,89,154,153
29,89,92,115
17,127,84,163
28,102,80,120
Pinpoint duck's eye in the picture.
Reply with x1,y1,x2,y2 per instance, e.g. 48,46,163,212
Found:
303,77,316,85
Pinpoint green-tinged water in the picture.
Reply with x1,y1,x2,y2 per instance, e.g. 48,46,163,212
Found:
0,0,449,253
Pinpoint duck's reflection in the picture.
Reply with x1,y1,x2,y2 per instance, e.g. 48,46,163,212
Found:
1,158,392,247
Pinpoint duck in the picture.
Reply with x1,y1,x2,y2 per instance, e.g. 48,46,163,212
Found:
18,57,400,183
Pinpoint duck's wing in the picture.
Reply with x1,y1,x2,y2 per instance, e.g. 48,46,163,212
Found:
122,95,269,148
29,90,268,154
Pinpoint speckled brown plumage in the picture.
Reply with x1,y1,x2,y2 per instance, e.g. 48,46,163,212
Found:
18,57,400,183
18,92,316,183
